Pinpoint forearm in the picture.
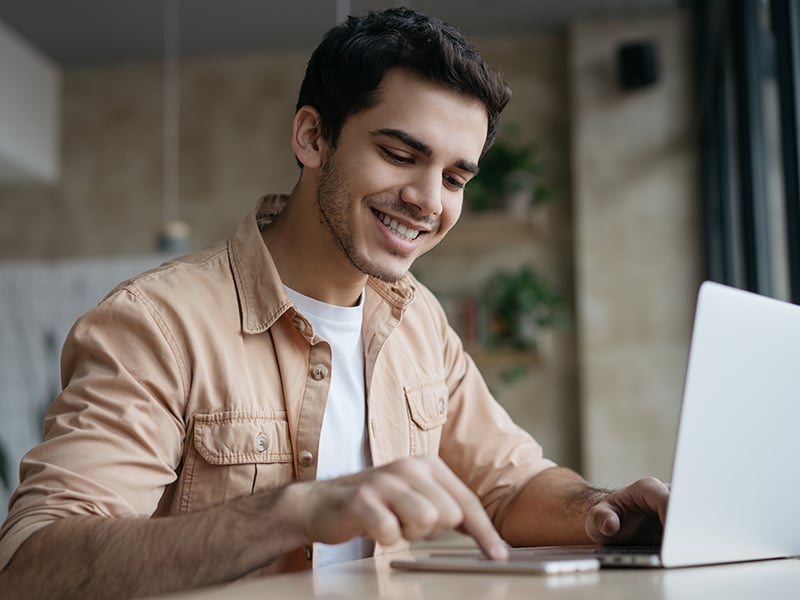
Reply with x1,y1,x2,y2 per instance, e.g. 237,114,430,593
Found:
498,466,610,546
0,482,309,600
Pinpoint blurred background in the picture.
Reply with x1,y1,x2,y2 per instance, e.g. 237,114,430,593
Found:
0,0,796,518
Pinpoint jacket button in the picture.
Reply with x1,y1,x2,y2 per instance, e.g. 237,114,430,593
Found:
304,545,313,561
292,316,307,332
438,397,446,415
310,364,329,380
298,450,315,467
254,433,269,453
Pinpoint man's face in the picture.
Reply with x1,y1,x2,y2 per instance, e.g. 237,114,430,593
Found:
315,68,488,283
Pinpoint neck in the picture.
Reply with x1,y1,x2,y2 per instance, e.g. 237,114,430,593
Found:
262,183,368,307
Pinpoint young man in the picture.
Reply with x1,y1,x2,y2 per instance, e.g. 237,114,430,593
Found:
0,8,669,599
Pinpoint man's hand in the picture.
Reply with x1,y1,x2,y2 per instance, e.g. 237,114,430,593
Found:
292,456,509,560
585,477,670,546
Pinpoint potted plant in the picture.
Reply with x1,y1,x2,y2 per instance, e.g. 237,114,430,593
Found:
466,127,554,215
481,266,569,351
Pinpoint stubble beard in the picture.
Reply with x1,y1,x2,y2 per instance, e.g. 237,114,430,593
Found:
317,152,408,283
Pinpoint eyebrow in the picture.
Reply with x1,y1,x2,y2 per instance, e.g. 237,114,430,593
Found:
370,128,480,175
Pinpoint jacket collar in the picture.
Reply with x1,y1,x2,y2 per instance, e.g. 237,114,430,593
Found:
228,195,292,334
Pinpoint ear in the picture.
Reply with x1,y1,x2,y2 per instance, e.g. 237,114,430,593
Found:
292,106,326,169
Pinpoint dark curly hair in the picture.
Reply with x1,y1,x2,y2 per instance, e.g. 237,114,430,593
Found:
296,7,511,159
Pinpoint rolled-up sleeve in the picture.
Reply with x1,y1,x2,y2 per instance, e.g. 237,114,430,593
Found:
0,285,187,571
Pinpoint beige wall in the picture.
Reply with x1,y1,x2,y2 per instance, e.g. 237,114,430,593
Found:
0,8,702,482
571,10,704,486
0,51,308,260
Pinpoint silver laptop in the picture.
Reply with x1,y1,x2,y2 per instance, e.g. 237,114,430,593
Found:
435,281,800,568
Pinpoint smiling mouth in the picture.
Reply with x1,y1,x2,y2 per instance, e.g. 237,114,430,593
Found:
372,209,422,241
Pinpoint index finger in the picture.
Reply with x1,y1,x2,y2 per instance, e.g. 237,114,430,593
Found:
427,459,509,560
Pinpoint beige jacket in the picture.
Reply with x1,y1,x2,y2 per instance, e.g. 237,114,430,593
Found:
0,196,554,574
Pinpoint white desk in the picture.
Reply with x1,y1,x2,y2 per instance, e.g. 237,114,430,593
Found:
146,546,800,600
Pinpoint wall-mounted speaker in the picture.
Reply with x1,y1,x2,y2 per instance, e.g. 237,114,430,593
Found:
617,41,660,91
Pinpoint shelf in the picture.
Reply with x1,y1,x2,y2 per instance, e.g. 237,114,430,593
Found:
439,211,539,249
414,209,550,380
463,340,541,373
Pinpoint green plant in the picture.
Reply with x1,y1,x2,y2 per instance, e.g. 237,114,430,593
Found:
482,266,569,351
466,128,554,212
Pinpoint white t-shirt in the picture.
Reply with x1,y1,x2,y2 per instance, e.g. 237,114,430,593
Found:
284,286,373,567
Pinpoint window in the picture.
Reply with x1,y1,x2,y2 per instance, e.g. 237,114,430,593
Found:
698,0,800,301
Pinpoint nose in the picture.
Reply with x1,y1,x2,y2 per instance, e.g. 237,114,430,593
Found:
400,171,442,217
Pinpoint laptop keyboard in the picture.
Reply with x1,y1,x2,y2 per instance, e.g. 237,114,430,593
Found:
594,546,660,555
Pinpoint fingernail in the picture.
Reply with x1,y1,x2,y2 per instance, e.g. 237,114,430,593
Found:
490,542,509,561
602,517,616,536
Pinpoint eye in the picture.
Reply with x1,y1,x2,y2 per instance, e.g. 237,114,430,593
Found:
443,174,466,191
380,147,414,164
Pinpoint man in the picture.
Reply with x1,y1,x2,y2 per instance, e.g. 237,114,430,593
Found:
0,7,669,599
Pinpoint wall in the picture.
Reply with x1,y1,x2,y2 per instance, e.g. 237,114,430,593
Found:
0,20,60,182
570,10,704,487
0,51,307,260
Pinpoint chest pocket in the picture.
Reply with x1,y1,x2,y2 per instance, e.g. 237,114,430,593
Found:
177,410,294,513
404,380,448,456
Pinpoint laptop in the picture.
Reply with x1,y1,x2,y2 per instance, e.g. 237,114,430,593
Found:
411,281,800,569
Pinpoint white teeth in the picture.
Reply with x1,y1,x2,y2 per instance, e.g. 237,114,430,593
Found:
376,211,420,241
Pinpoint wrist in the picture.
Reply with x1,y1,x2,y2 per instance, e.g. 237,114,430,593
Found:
274,480,316,548
221,481,313,569
577,486,612,511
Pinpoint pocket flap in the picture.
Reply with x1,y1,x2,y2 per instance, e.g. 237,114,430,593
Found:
404,380,449,431
193,411,293,465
